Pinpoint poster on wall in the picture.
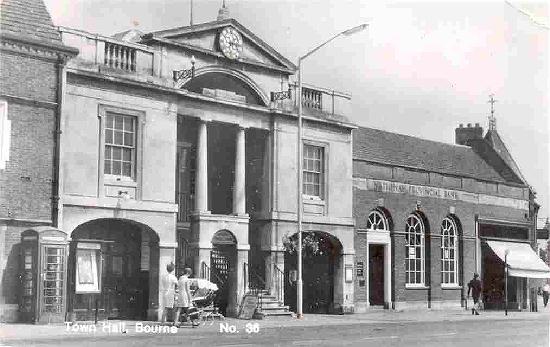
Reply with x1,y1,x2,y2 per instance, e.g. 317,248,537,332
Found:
75,244,101,293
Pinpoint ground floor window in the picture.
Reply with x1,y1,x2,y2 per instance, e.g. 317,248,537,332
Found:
405,214,425,286
441,217,459,286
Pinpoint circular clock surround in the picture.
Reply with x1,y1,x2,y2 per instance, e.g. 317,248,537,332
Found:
218,27,243,60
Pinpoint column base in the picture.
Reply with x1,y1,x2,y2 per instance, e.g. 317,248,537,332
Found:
147,308,160,321
233,213,249,218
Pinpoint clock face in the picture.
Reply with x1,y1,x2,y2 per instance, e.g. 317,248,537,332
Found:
219,27,243,60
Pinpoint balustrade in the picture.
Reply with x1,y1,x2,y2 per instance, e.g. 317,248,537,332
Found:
302,87,322,110
59,26,154,77
104,42,136,71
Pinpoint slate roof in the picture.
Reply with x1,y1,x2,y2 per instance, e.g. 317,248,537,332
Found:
0,0,62,44
353,126,508,183
484,129,528,185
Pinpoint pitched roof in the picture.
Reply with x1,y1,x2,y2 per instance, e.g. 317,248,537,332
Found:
353,126,508,183
0,0,62,44
484,129,528,185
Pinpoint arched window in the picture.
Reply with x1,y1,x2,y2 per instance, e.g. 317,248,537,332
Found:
441,217,459,286
366,210,389,231
405,214,425,286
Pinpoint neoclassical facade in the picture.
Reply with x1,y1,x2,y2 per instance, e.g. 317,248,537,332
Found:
57,8,355,320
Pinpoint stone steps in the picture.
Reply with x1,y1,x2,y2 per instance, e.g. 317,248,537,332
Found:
254,292,293,319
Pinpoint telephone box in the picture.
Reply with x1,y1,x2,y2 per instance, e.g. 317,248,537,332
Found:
20,227,69,323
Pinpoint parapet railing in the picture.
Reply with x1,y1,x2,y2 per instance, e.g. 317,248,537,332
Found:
59,26,156,77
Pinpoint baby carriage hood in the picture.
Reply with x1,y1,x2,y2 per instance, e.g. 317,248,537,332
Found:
194,278,219,291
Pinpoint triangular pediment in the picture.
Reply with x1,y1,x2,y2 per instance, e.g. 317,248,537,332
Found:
143,19,296,73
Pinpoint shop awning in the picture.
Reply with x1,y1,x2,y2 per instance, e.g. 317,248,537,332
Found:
486,240,550,278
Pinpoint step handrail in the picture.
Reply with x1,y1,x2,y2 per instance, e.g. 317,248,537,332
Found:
273,264,285,303
201,261,224,285
244,262,266,311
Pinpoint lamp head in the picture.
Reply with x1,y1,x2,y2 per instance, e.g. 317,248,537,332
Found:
191,55,196,64
342,23,369,36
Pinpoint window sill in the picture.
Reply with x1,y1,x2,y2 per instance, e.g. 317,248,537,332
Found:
405,285,430,290
104,177,137,187
441,284,462,290
302,196,325,205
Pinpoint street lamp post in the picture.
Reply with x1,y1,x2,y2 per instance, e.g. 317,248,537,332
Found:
296,23,368,319
504,249,509,316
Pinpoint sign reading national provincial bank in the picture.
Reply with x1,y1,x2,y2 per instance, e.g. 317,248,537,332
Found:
353,178,529,211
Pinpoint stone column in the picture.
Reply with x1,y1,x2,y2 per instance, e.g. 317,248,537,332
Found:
195,119,209,213
261,131,272,214
233,126,246,215
384,243,392,308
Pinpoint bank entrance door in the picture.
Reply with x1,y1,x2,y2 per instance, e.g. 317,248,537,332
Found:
369,244,385,306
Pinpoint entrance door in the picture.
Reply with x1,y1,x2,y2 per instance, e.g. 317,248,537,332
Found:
69,221,149,321
369,244,385,306
283,231,341,314
304,254,333,313
102,242,143,319
482,242,505,309
211,246,231,316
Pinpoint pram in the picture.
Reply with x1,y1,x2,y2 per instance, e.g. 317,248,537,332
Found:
176,278,224,326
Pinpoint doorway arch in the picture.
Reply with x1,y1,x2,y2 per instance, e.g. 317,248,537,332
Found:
210,229,237,316
68,218,159,321
284,231,343,313
180,67,270,106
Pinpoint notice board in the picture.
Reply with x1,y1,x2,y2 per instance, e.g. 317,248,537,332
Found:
237,295,258,320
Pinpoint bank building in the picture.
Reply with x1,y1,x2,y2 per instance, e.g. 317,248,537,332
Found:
0,0,548,323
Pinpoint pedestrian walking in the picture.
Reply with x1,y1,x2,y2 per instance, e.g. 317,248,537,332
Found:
542,283,550,307
174,267,199,327
160,262,178,324
467,273,482,315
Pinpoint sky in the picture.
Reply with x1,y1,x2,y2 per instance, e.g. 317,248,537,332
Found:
44,0,550,226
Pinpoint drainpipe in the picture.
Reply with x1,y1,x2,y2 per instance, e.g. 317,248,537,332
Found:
52,56,68,228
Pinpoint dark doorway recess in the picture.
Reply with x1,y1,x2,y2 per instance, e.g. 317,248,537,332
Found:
369,244,384,306
284,231,342,314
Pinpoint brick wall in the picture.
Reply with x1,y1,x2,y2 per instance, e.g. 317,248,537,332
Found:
0,52,58,220
353,160,529,309
0,49,59,322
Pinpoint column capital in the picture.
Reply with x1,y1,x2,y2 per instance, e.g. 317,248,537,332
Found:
198,116,212,123
237,244,250,251
158,242,178,249
189,241,213,249
237,124,249,130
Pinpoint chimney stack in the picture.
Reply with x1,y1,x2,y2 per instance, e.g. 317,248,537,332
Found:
455,123,483,146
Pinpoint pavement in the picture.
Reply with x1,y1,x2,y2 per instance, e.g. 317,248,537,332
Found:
1,308,549,343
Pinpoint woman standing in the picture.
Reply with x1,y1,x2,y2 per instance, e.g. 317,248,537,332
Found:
174,267,198,326
160,262,178,324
